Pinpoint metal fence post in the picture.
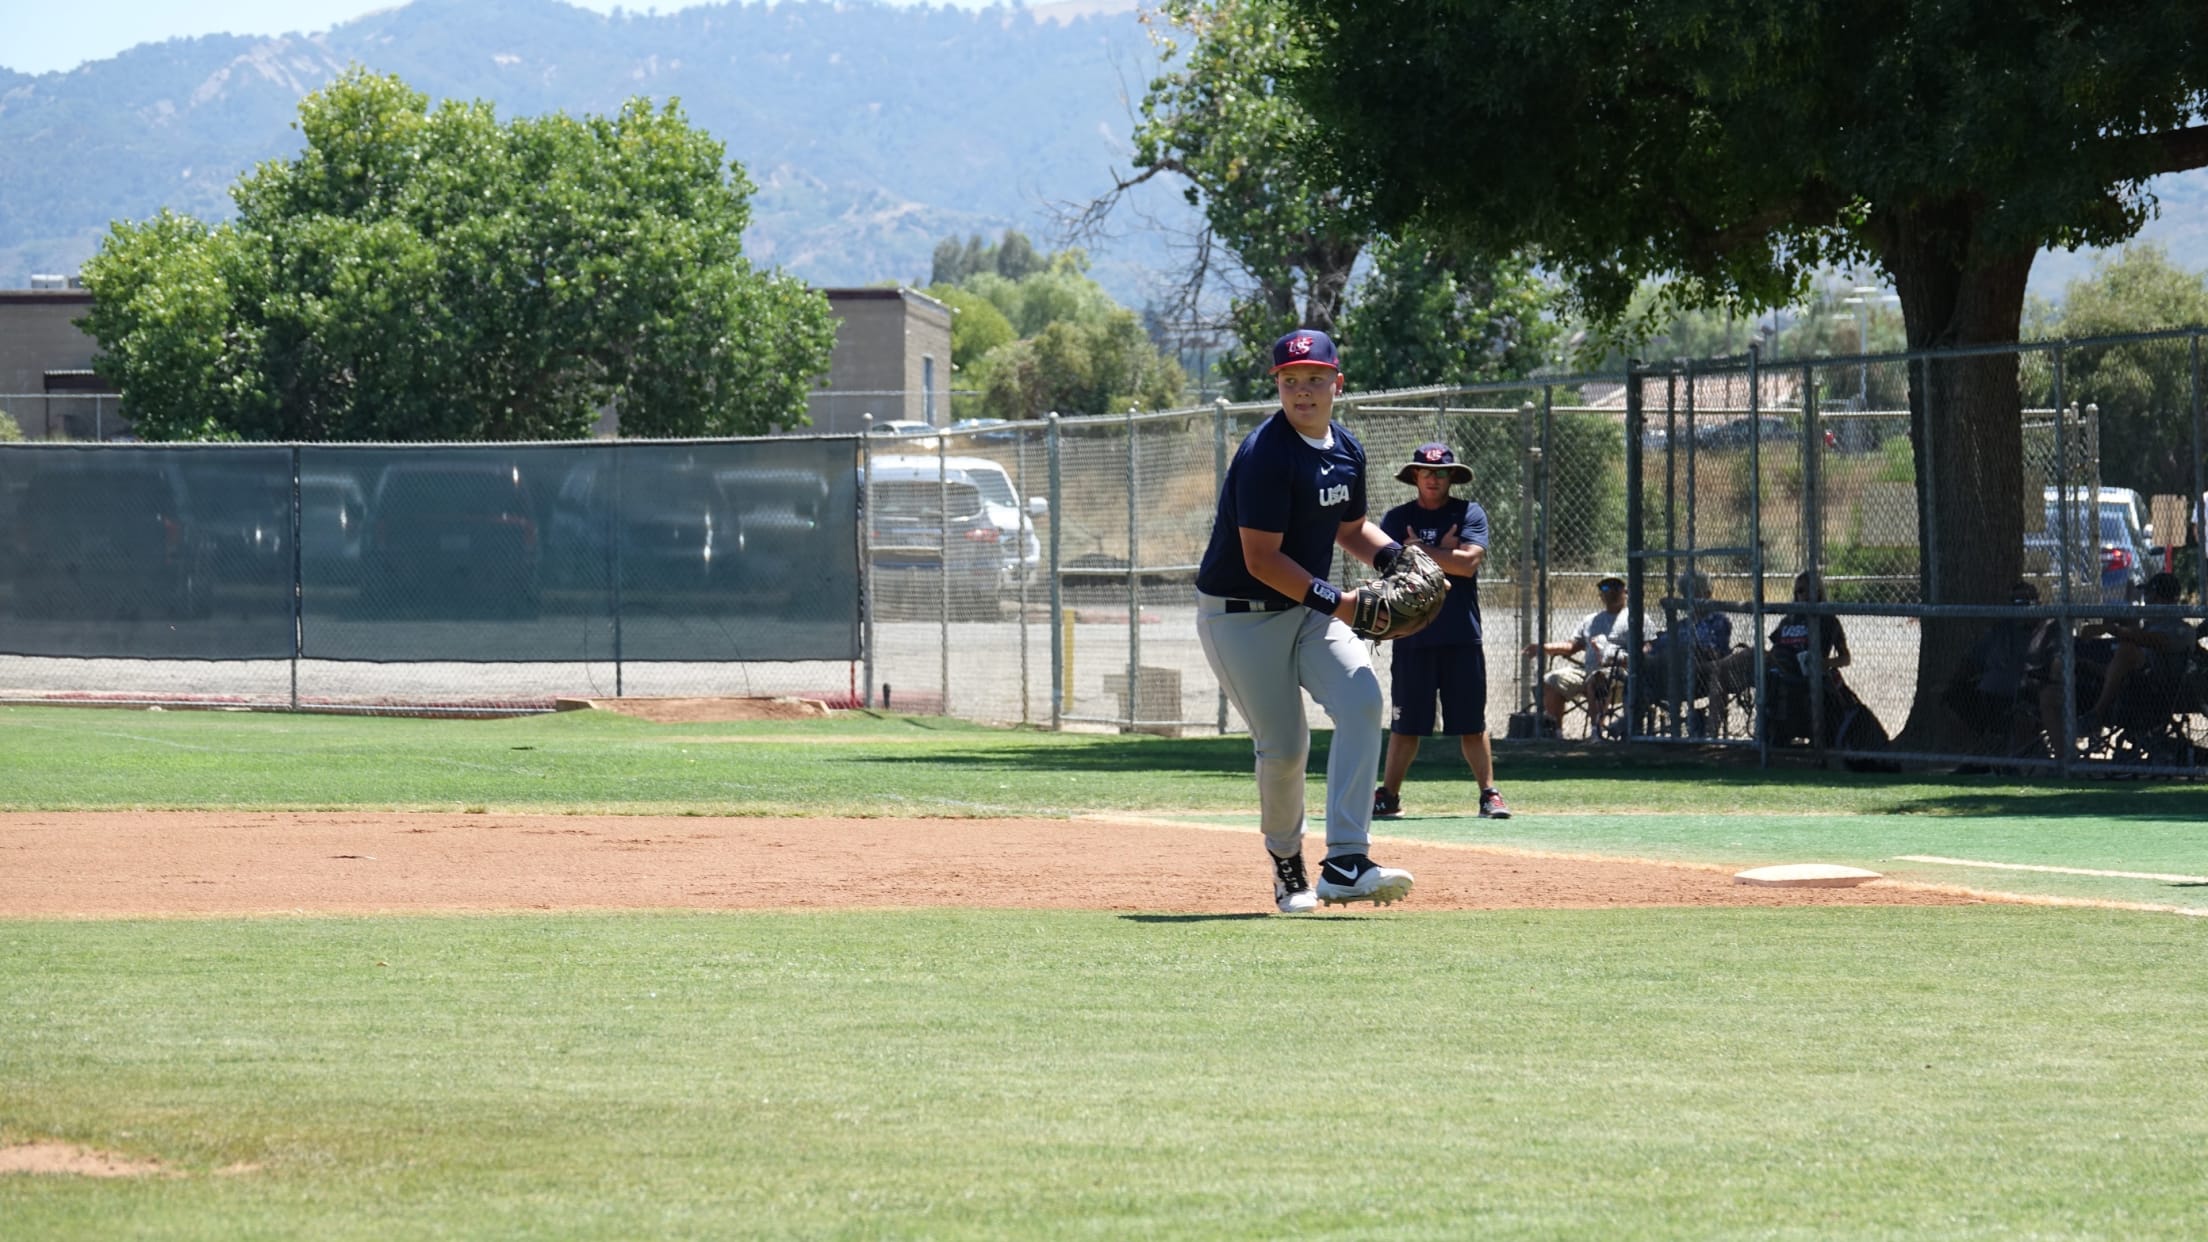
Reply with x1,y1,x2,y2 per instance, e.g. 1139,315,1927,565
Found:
611,437,626,698
1124,405,1140,733
1624,360,1646,740
1746,344,1765,762
1016,428,1031,726
1518,399,1539,720
937,427,951,717
1535,388,1554,721
1214,397,1230,735
289,444,302,712
1801,363,1824,757
2193,333,2205,598
861,415,876,708
1047,411,1064,730
2051,354,2074,776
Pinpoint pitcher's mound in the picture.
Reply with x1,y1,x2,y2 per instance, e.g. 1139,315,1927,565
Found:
556,696,833,723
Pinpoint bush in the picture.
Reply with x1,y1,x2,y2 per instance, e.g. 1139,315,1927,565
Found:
1823,543,1919,603
0,408,23,441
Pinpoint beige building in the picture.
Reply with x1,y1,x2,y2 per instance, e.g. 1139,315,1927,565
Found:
0,286,123,440
0,281,953,441
805,287,954,436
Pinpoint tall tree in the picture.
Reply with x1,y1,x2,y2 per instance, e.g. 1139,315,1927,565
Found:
929,244,1189,417
1284,0,2208,743
1338,236,1560,390
80,68,834,441
1111,0,1366,396
2033,244,2208,500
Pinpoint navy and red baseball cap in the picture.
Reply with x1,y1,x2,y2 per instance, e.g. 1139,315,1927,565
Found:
1269,328,1340,373
1395,441,1473,485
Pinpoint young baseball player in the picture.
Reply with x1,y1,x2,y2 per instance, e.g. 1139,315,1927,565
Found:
1373,443,1511,820
1193,328,1419,913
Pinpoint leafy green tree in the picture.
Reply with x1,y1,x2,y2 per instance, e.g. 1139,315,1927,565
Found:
925,284,1018,375
929,229,1050,287
1339,236,1559,390
2031,243,2208,500
79,68,833,441
977,313,1187,420
1114,1,1559,399
930,243,1188,417
959,253,1123,338
1282,0,2208,743
1124,0,1365,397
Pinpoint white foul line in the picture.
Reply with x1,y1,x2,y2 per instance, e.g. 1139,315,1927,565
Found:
1897,855,2208,885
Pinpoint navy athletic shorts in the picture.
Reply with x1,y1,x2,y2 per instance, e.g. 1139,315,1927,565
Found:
1388,642,1488,736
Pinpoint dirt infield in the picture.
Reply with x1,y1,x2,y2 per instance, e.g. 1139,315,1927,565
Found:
0,811,1984,918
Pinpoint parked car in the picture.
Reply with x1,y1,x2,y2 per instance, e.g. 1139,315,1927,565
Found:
613,463,739,598
711,464,841,597
862,458,1006,618
299,472,370,586
948,417,1021,445
188,457,294,598
870,454,1046,591
866,419,940,449
6,453,210,620
363,459,542,615
2025,485,2157,604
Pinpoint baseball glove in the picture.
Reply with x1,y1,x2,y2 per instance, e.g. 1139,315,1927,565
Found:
1350,543,1448,640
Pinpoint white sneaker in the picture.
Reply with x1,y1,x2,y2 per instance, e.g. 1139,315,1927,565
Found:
1271,851,1317,914
1316,854,1414,907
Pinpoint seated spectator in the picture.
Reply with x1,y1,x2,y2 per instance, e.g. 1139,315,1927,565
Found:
2068,571,2198,738
1943,580,2045,755
1521,574,1631,735
1643,570,1740,734
2040,570,2199,742
1743,571,1853,743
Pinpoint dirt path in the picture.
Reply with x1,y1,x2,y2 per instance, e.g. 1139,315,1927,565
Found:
0,811,1981,917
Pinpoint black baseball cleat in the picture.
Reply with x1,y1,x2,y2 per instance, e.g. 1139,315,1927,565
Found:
1315,853,1414,907
1270,851,1317,914
1372,786,1404,819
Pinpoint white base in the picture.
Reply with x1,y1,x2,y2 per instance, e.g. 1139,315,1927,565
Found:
1733,863,1885,888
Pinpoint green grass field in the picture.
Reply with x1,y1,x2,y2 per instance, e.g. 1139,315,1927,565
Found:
5,704,2208,1238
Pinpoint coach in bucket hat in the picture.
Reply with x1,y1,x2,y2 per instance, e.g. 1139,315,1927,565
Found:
1395,442,1474,486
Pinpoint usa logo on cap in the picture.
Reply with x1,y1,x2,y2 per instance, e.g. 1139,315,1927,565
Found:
1269,328,1340,372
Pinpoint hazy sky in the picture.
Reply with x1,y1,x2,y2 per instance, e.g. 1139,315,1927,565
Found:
1,0,997,76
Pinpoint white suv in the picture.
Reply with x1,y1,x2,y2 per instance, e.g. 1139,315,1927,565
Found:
868,454,1047,591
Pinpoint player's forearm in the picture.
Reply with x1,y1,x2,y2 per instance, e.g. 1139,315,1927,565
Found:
1248,547,1355,621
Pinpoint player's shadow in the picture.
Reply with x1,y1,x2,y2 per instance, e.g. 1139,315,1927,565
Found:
1119,913,1382,924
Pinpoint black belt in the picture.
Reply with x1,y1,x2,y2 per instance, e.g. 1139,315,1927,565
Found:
1223,598,1295,614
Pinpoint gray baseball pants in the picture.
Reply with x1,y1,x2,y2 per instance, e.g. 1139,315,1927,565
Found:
1196,593,1384,861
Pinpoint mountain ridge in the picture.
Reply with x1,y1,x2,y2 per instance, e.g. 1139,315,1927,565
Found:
1,0,2200,313
0,0,1188,307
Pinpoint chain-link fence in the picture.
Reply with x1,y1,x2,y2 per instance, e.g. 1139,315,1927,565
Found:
1618,332,2206,775
3,330,2204,775
0,393,128,442
0,440,861,711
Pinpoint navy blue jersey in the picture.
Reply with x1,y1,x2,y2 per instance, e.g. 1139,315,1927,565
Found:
1767,612,1847,681
1195,412,1368,600
1379,496,1487,647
